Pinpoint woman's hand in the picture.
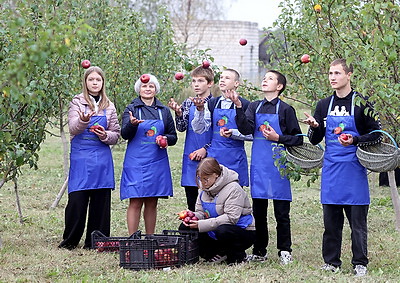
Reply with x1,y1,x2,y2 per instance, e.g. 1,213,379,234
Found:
90,125,107,139
78,111,94,122
129,111,144,126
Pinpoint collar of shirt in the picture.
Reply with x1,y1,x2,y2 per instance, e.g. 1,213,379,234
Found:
262,96,279,106
219,95,234,109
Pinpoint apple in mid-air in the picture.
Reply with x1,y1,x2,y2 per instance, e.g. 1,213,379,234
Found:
239,38,247,46
301,54,310,63
81,59,91,69
175,72,184,80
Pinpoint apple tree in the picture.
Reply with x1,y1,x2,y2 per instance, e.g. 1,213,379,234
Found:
264,0,400,141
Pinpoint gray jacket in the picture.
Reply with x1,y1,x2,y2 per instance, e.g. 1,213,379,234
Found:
195,165,255,232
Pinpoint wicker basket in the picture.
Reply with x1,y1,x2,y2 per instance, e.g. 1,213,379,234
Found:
286,134,324,170
356,130,400,173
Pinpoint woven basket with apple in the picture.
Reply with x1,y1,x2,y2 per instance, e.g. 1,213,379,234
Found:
286,134,324,170
356,130,400,173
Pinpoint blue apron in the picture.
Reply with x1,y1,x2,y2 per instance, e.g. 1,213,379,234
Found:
321,93,369,205
181,105,213,186
250,101,291,200
200,191,253,240
68,108,115,193
208,98,249,186
120,108,173,200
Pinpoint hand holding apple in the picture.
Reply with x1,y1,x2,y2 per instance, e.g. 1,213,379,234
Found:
338,133,353,146
262,125,279,141
220,127,232,138
156,135,168,148
189,147,207,161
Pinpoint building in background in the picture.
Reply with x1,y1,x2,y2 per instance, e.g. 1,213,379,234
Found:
173,20,261,84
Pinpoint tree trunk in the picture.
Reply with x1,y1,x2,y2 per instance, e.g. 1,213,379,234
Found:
13,178,24,224
388,170,400,231
50,176,68,209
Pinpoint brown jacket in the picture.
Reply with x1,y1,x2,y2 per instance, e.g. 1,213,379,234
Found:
68,93,120,144
195,165,255,233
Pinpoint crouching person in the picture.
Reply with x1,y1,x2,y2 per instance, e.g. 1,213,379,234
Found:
179,157,255,264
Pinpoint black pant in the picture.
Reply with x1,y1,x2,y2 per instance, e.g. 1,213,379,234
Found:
184,186,198,212
322,204,369,267
252,198,292,256
179,223,255,264
59,188,111,249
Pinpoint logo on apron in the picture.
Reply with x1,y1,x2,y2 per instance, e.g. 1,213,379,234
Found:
216,116,228,126
204,210,211,219
258,121,270,132
333,122,345,134
145,126,157,137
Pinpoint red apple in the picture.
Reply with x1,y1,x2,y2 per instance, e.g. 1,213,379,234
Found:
90,125,102,131
191,216,198,221
300,54,310,63
140,74,150,83
202,60,210,68
178,210,188,220
175,72,184,80
239,38,247,46
159,137,167,148
81,59,91,69
189,152,195,160
187,210,195,218
340,133,349,140
184,216,191,224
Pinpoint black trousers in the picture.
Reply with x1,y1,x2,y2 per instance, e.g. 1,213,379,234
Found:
179,223,255,264
252,198,292,256
322,204,369,267
184,186,198,212
59,188,111,249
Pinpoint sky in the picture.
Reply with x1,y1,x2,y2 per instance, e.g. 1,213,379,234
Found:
225,0,282,29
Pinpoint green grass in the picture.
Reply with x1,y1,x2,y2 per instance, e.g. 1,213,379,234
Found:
0,129,400,282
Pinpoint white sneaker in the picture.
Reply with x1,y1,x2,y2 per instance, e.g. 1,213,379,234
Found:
246,254,268,262
321,263,340,273
354,265,367,277
279,251,293,265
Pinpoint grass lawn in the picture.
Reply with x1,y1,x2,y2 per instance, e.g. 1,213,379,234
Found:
0,128,399,282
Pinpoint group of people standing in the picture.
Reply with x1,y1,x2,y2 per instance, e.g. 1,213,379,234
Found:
58,58,381,277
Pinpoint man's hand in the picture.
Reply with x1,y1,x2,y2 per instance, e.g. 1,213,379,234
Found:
167,98,182,116
220,127,232,138
303,112,319,128
225,89,242,108
190,96,205,111
262,125,279,141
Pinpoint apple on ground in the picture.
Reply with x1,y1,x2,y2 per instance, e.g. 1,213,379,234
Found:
175,72,184,80
301,54,310,63
202,60,210,68
239,38,247,46
140,74,150,83
81,59,91,69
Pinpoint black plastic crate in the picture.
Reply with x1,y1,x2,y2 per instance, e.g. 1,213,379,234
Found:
162,230,199,264
91,230,130,253
119,233,186,270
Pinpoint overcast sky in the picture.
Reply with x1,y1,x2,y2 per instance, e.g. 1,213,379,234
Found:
225,0,282,29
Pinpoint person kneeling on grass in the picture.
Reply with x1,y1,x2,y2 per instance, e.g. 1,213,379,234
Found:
179,157,255,264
